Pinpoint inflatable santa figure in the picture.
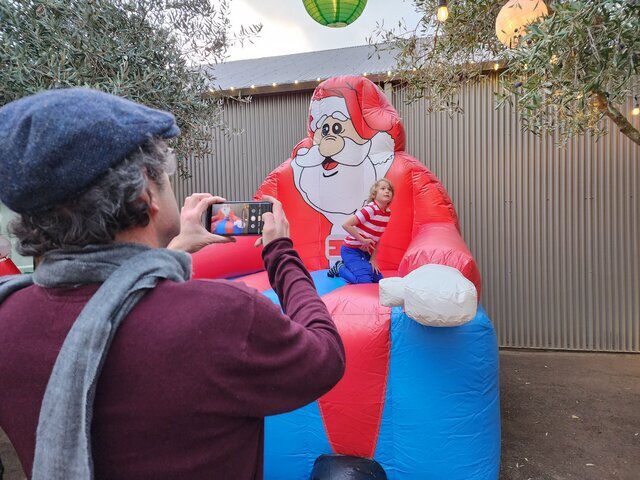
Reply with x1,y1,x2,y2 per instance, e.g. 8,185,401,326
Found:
194,76,481,299
191,76,500,480
291,80,399,235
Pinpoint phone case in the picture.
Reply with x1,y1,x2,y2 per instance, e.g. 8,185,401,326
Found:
206,201,273,236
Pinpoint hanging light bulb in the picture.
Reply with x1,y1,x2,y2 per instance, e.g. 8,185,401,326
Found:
495,0,548,48
633,100,640,116
437,0,449,22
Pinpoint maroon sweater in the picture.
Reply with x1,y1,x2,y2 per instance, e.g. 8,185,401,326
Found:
0,238,345,479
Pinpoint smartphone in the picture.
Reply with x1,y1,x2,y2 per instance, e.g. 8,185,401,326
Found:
205,201,273,236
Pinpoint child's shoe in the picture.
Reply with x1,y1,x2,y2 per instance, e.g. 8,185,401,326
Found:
327,260,343,278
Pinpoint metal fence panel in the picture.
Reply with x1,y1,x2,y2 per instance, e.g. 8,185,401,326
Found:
172,92,309,203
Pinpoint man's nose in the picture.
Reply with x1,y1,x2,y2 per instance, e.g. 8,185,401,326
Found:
318,135,345,158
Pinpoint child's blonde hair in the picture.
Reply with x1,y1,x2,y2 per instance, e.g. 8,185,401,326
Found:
367,178,394,203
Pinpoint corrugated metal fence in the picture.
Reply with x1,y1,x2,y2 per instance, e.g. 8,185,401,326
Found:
172,77,640,352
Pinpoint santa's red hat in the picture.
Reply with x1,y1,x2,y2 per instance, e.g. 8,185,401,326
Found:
307,76,406,152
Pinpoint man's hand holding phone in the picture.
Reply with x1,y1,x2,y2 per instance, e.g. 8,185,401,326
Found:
168,194,235,253
255,195,290,247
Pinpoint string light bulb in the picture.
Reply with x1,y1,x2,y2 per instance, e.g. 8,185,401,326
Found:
495,0,548,48
633,97,640,116
437,0,449,22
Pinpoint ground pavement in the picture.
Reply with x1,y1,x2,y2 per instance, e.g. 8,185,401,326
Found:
2,350,639,479
499,350,639,480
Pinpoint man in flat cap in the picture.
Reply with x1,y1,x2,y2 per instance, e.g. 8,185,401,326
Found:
0,88,345,480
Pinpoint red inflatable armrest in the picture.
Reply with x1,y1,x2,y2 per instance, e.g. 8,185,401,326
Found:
191,236,264,280
398,222,482,299
0,257,22,276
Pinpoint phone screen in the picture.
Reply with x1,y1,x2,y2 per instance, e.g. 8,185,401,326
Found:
205,201,273,236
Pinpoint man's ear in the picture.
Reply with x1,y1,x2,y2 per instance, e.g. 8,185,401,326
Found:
137,185,159,219
140,172,160,217
147,189,160,216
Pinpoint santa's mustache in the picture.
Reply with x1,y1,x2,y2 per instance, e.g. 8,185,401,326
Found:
294,137,372,168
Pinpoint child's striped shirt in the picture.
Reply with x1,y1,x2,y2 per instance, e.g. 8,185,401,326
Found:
344,201,391,248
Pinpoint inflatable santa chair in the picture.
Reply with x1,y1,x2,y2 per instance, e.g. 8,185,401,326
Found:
192,76,500,480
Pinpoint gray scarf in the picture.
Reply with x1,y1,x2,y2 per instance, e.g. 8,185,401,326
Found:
0,243,191,479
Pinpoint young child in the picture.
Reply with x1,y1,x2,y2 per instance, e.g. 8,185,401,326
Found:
327,178,394,284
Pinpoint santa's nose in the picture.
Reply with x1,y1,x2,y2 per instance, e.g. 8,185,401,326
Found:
318,135,345,158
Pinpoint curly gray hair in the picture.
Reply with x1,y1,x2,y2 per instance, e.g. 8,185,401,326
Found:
10,137,176,257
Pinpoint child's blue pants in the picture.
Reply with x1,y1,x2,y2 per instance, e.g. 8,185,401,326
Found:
338,245,384,284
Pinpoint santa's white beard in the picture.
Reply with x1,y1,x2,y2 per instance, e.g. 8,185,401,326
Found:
293,138,377,215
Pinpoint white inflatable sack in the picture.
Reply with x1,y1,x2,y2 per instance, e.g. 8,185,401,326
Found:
380,264,477,327
378,276,405,307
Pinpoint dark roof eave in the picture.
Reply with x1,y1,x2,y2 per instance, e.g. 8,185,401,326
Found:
206,61,505,98
208,73,400,97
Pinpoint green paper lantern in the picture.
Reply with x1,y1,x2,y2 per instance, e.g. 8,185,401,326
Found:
302,0,368,28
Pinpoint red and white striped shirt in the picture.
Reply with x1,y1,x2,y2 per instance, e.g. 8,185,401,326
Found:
344,201,391,249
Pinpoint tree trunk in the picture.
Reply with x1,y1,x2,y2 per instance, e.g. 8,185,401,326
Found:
594,92,640,147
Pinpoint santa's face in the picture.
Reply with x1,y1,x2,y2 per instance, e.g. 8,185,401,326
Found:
313,115,368,160
294,115,376,215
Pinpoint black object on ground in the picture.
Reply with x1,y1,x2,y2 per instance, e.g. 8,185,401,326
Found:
310,454,387,480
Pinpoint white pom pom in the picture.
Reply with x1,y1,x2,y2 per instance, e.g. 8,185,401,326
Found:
403,264,477,327
379,265,477,327
379,276,406,307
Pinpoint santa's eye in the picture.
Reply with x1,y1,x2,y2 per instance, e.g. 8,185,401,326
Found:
332,123,343,134
322,123,330,136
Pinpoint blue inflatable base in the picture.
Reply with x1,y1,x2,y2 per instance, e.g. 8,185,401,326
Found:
263,271,500,480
